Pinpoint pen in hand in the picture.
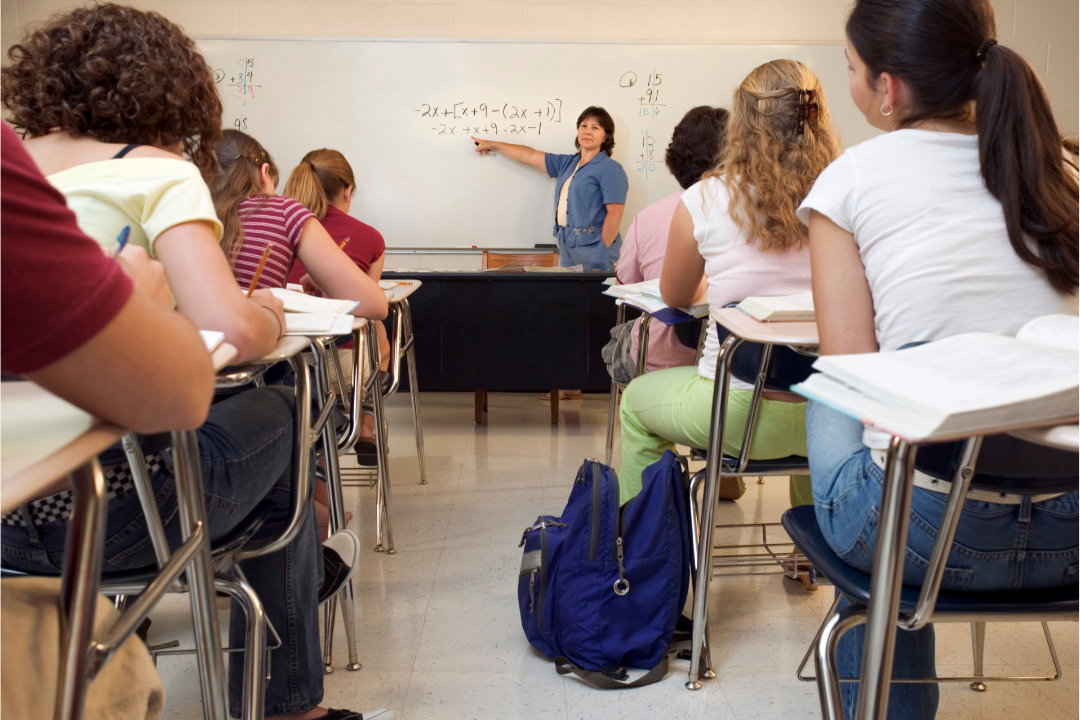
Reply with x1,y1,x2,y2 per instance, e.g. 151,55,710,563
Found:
112,226,131,257
246,245,273,298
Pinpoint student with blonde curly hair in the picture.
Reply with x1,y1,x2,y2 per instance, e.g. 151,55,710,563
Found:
617,59,841,505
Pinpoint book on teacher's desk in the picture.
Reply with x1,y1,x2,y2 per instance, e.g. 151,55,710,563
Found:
792,315,1079,442
737,292,815,322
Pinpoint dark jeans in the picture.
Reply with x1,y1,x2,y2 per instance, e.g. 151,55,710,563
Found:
1,387,325,717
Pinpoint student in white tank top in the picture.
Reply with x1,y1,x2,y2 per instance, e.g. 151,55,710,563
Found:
800,1,1079,717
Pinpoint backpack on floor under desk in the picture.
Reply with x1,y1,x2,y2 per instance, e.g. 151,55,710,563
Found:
517,451,691,688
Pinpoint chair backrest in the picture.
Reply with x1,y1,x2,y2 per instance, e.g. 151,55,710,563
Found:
916,433,1078,495
714,321,817,391
481,251,559,269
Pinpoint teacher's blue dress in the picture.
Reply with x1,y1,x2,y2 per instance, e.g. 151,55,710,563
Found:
545,152,629,271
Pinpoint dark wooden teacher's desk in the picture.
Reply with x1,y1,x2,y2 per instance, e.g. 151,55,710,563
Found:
381,270,620,424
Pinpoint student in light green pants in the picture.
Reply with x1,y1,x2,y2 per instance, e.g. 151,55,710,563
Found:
615,59,841,509
617,365,811,505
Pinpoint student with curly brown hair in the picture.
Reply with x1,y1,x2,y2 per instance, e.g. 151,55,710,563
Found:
616,60,841,506
0,6,390,720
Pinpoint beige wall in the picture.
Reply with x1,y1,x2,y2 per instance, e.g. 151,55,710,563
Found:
2,0,1076,132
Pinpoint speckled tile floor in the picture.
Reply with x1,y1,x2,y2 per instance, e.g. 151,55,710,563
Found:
149,392,1079,720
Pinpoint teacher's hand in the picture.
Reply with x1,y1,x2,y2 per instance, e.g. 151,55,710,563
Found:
472,137,497,155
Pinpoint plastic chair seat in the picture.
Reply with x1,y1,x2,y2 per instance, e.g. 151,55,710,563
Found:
690,447,808,474
782,505,1079,615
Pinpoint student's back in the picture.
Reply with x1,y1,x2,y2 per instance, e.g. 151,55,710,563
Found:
616,106,729,373
801,128,1073,352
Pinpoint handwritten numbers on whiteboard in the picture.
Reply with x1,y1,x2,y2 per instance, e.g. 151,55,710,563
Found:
227,58,260,106
629,70,665,121
619,71,638,88
637,131,657,179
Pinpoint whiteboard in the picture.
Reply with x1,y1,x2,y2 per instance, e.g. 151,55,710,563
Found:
197,40,875,249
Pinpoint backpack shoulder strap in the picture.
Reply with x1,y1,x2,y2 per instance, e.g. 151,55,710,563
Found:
553,641,689,690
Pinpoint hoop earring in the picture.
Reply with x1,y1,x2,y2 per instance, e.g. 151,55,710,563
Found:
880,103,894,116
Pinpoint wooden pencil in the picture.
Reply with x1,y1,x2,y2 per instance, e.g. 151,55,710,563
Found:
246,245,273,297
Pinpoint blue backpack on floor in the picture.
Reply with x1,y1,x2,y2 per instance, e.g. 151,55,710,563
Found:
517,451,691,688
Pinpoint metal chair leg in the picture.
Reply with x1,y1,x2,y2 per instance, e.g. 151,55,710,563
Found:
970,621,987,691
322,598,337,674
214,576,266,720
400,300,428,485
57,459,108,720
368,325,395,554
337,579,362,671
172,431,229,720
814,605,867,720
605,382,621,466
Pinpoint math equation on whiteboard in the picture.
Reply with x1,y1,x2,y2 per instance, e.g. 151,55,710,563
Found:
414,99,562,137
619,71,665,118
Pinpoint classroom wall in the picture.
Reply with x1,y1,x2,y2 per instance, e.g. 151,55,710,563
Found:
3,0,1077,266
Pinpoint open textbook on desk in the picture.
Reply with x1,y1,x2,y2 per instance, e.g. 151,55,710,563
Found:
604,279,708,321
793,315,1079,441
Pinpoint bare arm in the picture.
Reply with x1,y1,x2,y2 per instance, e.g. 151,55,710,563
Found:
601,204,625,248
471,137,547,173
296,218,389,320
660,202,707,309
153,221,282,362
808,210,878,356
366,253,385,283
27,249,214,433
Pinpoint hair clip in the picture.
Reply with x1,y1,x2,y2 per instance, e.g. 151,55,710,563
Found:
794,89,819,136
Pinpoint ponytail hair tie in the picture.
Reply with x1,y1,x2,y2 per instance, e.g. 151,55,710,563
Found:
976,38,997,61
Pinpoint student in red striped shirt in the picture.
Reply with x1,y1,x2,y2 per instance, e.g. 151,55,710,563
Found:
210,129,387,321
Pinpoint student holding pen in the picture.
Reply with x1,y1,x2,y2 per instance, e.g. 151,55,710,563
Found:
0,7,389,719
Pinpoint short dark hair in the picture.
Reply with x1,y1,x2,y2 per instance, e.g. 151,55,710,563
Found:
1,3,222,182
665,106,730,189
574,106,616,156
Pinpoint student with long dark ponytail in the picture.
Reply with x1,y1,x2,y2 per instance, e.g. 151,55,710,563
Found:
799,1,1078,718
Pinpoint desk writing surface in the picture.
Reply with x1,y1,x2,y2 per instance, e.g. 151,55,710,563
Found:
383,280,422,304
1009,423,1080,452
235,336,311,366
714,308,819,346
211,343,239,372
1,383,125,513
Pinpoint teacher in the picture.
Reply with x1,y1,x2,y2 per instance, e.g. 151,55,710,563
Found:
472,106,629,271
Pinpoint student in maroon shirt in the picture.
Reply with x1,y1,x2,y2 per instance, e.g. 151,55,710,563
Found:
283,149,391,467
283,148,391,377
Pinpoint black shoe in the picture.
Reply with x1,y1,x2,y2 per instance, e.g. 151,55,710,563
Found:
354,437,378,467
318,709,394,720
318,546,351,604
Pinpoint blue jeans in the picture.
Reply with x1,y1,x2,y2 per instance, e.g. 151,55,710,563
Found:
1,387,325,717
806,401,1079,720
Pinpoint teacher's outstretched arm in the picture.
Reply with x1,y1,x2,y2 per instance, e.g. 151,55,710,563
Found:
472,137,547,173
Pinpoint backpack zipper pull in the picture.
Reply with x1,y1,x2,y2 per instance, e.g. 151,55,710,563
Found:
529,569,537,613
613,537,630,596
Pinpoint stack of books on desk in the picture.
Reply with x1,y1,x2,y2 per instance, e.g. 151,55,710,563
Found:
604,279,709,320
267,288,357,336
792,315,1079,441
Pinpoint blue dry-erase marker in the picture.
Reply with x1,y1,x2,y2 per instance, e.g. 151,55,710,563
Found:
113,226,131,256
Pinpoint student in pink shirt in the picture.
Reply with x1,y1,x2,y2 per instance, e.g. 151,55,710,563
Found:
616,106,730,374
